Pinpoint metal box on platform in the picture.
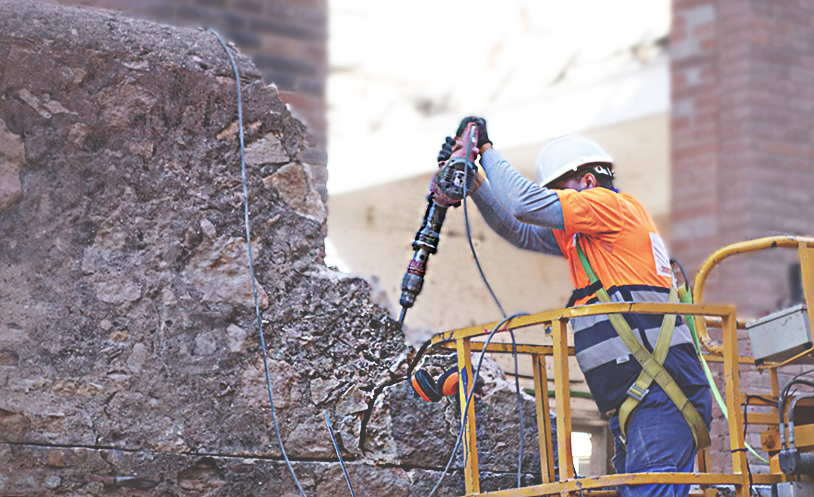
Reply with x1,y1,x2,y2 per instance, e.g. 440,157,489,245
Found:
745,304,813,366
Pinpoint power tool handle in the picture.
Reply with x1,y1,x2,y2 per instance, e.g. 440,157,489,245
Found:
451,122,479,162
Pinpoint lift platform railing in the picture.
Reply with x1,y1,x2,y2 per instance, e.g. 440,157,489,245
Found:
433,302,751,496
692,236,814,369
430,236,814,497
691,236,814,476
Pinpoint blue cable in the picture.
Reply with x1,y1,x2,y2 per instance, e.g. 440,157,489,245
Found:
508,328,524,488
208,29,307,497
427,312,528,497
462,172,506,318
324,410,357,497
463,157,525,488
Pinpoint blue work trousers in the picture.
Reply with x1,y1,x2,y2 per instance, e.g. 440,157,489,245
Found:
608,387,697,497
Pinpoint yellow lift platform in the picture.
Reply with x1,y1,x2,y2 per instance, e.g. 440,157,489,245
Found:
431,236,814,496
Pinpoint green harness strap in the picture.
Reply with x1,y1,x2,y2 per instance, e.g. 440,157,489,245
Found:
575,239,711,451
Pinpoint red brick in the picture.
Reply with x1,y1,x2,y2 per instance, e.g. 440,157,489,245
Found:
298,41,326,65
761,141,802,156
259,35,301,58
674,0,716,9
692,22,716,39
278,90,317,112
229,0,262,15
672,0,814,465
272,0,323,8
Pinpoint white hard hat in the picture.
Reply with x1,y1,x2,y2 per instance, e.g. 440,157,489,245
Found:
536,135,614,187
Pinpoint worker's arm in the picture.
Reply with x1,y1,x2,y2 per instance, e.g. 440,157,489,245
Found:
477,146,565,231
470,180,562,255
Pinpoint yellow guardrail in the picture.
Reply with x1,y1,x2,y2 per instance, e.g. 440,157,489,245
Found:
435,302,760,496
432,236,814,496
692,236,814,368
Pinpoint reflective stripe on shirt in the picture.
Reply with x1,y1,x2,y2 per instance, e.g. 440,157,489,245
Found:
571,285,694,372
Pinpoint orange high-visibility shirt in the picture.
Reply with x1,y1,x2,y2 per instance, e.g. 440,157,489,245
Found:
552,187,672,305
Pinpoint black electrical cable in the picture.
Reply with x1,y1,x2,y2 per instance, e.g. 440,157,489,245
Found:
509,328,524,488
743,391,777,474
745,395,779,406
324,410,357,497
407,338,439,382
780,368,814,402
743,392,778,454
787,394,814,448
463,168,506,318
742,395,777,487
427,313,528,497
782,380,814,400
779,367,814,434
462,163,524,487
209,29,307,497
778,368,814,448
670,258,690,289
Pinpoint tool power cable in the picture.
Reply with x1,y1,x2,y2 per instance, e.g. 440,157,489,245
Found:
212,42,529,495
209,30,307,497
427,312,528,497
324,410,357,497
426,156,528,496
462,168,526,488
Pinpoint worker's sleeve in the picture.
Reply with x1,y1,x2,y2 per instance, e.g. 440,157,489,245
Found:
478,148,565,230
469,153,563,256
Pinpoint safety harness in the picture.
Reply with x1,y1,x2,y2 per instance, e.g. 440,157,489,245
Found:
574,238,711,451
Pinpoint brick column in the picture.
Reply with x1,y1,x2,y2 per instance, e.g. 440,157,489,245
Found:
671,0,814,313
671,0,814,473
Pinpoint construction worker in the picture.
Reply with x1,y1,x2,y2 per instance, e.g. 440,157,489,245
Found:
439,117,712,497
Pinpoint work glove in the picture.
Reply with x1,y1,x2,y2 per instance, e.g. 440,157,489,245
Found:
437,136,455,165
456,116,492,149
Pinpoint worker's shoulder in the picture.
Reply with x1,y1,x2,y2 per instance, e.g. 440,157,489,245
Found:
615,190,645,206
560,186,632,203
557,188,648,214
583,189,652,220
588,188,645,206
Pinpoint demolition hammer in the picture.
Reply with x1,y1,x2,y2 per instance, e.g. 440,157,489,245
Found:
397,123,480,325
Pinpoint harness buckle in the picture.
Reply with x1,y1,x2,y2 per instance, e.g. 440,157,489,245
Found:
626,384,650,402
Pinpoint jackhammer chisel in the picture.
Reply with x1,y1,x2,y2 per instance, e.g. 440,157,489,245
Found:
398,123,480,325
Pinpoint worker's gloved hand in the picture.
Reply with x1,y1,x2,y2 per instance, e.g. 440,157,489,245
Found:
456,116,492,149
437,136,455,165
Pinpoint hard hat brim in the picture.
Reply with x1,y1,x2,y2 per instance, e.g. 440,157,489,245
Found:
540,155,613,187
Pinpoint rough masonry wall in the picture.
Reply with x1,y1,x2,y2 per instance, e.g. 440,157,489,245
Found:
0,2,541,495
45,0,330,200
671,0,814,472
45,0,329,154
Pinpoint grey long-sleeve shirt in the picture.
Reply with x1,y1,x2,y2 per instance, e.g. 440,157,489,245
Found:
470,148,564,256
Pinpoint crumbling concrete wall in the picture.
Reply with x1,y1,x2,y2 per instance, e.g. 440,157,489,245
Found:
0,2,544,495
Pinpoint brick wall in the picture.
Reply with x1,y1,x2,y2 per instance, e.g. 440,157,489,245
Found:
671,0,814,473
672,0,814,313
45,0,327,148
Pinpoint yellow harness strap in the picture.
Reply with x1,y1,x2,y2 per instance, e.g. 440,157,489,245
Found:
575,238,710,451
